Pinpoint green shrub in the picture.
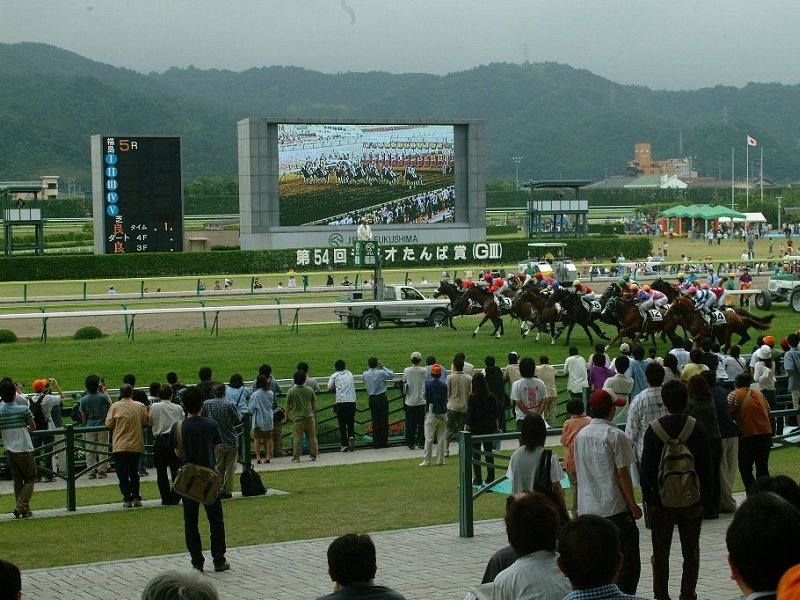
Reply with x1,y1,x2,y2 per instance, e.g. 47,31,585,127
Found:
73,326,103,340
0,329,18,344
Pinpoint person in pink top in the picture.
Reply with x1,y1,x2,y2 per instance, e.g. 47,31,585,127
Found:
560,398,592,515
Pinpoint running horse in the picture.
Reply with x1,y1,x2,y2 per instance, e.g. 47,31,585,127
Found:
667,295,773,349
547,287,609,346
433,280,482,330
511,287,564,344
451,284,513,338
600,285,673,351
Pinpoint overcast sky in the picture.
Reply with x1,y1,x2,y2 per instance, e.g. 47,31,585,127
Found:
1,0,798,91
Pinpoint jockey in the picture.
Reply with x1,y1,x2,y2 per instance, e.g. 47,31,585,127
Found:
512,271,532,289
692,284,717,315
454,277,473,292
710,280,727,308
629,283,651,306
675,272,691,291
642,284,668,309
484,273,508,304
573,280,595,301
535,272,556,287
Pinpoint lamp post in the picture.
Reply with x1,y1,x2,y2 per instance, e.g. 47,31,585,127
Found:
512,156,523,190
777,195,782,232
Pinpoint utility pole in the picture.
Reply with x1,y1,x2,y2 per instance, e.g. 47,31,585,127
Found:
512,156,523,190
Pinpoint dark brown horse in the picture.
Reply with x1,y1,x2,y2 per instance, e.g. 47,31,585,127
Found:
451,284,512,338
667,295,773,349
547,287,609,346
511,287,564,344
600,287,672,351
433,280,482,330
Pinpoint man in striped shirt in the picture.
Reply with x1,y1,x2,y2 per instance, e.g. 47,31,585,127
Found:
0,380,37,518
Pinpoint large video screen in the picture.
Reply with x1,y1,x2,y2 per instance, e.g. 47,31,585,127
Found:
277,124,455,227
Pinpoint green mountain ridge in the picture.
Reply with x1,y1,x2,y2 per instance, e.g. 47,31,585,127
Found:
1,42,797,187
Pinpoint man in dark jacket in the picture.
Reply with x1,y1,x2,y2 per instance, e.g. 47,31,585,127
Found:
640,380,711,600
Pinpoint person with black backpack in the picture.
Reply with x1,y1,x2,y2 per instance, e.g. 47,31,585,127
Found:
639,380,712,600
30,378,64,482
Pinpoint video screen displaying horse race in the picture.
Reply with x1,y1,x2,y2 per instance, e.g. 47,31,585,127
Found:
277,123,455,227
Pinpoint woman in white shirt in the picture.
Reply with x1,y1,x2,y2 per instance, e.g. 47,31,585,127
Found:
753,344,778,434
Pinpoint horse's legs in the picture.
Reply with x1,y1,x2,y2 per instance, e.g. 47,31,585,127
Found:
473,315,490,338
579,322,594,346
588,319,607,340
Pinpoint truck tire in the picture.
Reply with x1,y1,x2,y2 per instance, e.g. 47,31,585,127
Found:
791,289,800,313
754,290,772,311
429,309,448,328
360,312,380,330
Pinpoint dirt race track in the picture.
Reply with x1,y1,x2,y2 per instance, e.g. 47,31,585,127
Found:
0,275,773,341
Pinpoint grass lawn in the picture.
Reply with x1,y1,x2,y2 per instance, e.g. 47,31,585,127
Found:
4,445,800,570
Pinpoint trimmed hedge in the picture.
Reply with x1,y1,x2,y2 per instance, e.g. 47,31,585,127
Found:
0,329,18,344
0,236,651,281
74,326,103,340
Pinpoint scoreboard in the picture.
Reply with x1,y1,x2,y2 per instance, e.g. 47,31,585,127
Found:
91,135,184,253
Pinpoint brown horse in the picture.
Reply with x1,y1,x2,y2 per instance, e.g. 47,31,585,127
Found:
451,284,512,338
601,289,672,351
433,280,482,330
511,287,564,344
667,296,773,349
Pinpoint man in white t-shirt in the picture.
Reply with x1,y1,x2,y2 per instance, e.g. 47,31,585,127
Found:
510,357,548,431
564,347,588,400
402,352,428,450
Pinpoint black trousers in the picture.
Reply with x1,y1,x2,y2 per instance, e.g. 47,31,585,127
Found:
153,434,180,504
405,404,425,448
607,511,641,595
471,439,495,484
650,504,703,600
369,393,389,448
335,402,356,448
738,433,771,492
183,496,226,569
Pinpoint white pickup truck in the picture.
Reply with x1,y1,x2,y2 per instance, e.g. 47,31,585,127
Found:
334,284,451,330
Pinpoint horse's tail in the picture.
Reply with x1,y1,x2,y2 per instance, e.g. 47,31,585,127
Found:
731,307,759,320
741,314,773,331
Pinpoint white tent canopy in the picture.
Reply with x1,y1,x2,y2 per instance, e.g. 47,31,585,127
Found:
718,212,767,224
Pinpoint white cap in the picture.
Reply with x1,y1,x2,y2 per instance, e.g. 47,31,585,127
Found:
620,343,631,353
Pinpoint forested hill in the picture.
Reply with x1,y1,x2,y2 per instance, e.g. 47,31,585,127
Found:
2,42,799,187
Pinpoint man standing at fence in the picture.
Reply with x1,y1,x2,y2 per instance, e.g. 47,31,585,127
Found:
170,386,229,573
105,384,148,508
80,374,111,479
201,384,241,499
445,355,472,457
403,352,428,450
362,358,395,449
149,384,185,505
286,370,319,461
327,359,357,453
0,380,36,518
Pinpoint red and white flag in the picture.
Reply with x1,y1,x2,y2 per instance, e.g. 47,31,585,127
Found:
747,135,757,146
